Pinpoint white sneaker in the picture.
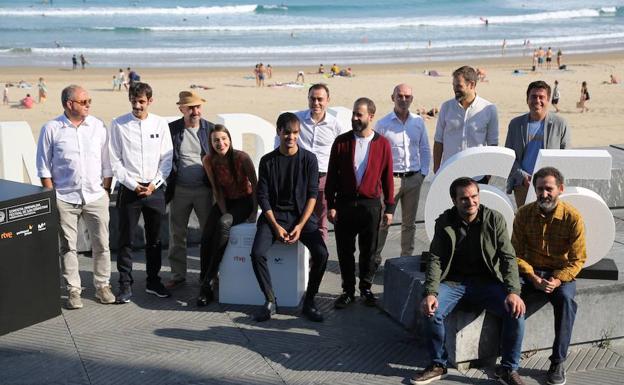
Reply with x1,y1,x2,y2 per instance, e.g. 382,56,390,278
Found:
66,289,83,309
95,285,116,304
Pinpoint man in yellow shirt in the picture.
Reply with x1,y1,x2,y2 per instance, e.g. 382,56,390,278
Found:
512,166,587,385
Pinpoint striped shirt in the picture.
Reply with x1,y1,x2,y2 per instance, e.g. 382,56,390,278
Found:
512,200,587,282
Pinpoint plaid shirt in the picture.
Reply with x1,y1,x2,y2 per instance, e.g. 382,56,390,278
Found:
512,200,586,282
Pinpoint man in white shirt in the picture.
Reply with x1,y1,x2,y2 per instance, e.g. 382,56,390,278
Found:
109,82,173,303
295,83,347,241
433,66,498,182
375,84,430,258
36,85,115,309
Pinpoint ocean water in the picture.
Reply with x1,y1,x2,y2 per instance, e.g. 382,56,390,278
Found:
0,0,623,68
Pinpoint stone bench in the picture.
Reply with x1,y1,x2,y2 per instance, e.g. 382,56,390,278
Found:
382,255,624,368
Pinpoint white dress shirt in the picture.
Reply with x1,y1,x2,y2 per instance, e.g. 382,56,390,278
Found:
434,95,498,167
109,112,173,191
36,114,112,204
295,109,347,173
376,111,431,175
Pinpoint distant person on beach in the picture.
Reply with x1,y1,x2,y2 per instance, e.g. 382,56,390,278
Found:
3,84,10,105
296,70,305,83
551,80,560,112
502,39,507,55
578,81,590,113
537,47,545,69
166,91,215,297
112,76,117,91
253,64,260,86
318,64,325,74
532,49,538,71
546,47,553,70
293,83,348,242
267,64,273,79
330,63,339,76
127,68,140,88
505,81,570,207
80,54,88,69
117,68,126,91
374,83,430,260
72,55,78,70
476,68,488,82
433,65,498,184
605,74,620,84
36,84,115,309
557,49,563,69
38,77,48,103
21,94,34,109
109,82,173,303
258,63,267,87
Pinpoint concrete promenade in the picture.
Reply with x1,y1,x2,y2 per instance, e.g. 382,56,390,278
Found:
1,210,623,385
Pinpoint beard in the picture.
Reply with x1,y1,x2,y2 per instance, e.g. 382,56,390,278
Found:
537,197,558,213
351,120,367,132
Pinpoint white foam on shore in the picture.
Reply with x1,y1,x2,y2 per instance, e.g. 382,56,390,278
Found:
0,5,257,17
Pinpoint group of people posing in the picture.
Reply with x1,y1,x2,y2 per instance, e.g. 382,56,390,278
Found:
36,65,581,385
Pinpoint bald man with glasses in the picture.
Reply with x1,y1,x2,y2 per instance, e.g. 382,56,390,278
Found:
36,85,115,310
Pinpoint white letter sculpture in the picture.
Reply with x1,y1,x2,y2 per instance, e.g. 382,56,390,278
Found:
424,147,614,268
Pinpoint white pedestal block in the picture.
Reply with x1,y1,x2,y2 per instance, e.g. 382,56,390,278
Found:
219,223,310,307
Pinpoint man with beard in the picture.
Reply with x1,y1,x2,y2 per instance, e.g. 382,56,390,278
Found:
165,91,214,290
109,82,173,303
375,83,430,258
512,167,586,385
433,66,498,183
505,81,569,208
325,97,394,308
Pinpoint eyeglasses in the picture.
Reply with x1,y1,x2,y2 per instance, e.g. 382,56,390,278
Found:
71,99,92,106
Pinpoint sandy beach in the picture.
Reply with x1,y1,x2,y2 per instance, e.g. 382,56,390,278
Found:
1,52,623,150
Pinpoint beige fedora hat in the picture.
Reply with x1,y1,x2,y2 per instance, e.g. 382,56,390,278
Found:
176,90,206,106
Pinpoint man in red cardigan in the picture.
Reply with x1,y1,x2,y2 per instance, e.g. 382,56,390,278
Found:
326,97,395,308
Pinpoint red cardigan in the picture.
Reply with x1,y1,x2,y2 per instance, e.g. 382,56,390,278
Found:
325,131,395,213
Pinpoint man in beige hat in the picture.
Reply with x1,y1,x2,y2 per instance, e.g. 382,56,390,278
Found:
165,90,215,289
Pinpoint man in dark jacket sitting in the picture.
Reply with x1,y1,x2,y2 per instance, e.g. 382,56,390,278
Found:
411,177,526,385
251,112,329,323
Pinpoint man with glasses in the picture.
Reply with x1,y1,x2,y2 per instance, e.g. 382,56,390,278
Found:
36,85,115,309
374,83,430,259
109,82,173,303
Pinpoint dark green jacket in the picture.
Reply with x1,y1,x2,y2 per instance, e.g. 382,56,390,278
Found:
424,205,521,296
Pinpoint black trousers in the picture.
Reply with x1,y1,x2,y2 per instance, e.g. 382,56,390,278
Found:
199,197,254,287
116,185,165,286
334,200,382,295
250,211,328,302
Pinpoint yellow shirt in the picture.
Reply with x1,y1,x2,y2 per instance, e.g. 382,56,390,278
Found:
512,200,587,282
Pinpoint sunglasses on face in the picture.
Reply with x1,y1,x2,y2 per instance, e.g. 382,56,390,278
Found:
71,99,92,106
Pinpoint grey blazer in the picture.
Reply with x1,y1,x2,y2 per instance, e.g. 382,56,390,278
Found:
504,112,570,193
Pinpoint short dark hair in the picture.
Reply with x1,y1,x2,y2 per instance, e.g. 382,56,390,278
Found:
452,66,478,84
354,97,376,115
449,177,479,199
532,167,564,188
526,80,551,99
276,112,300,133
308,83,330,97
61,84,80,107
129,82,152,99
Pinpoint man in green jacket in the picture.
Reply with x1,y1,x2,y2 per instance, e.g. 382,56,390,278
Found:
411,177,526,385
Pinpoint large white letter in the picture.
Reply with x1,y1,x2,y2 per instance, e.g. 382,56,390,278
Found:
0,121,39,185
424,147,516,240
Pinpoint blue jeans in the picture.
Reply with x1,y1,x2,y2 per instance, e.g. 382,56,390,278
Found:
522,278,577,364
425,279,525,370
